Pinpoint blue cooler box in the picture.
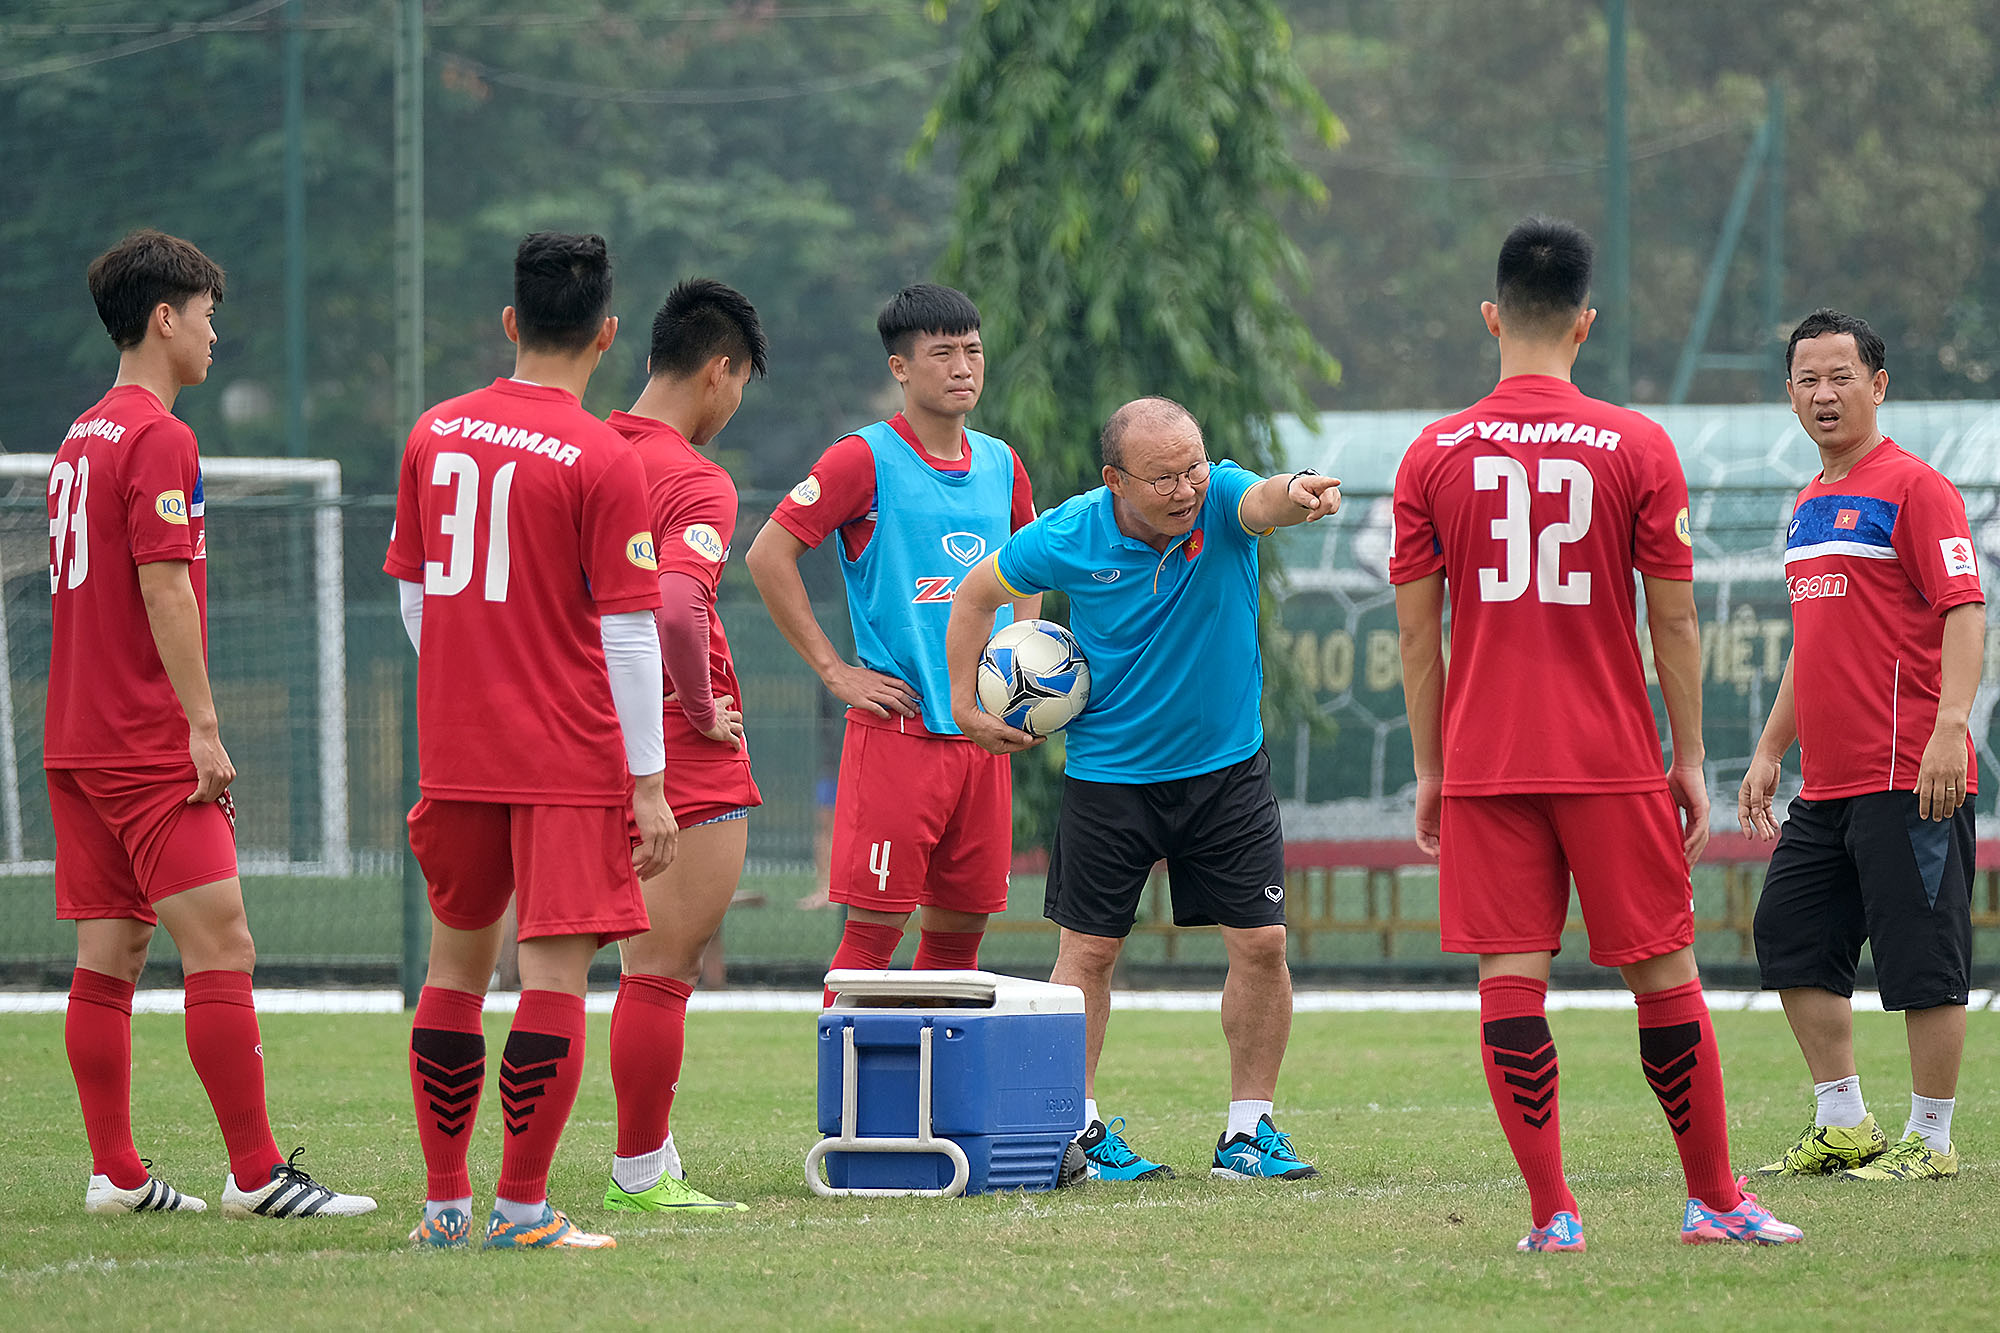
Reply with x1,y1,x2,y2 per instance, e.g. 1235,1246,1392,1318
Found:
815,970,1085,1195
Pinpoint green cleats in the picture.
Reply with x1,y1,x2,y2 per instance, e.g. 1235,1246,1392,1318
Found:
603,1173,748,1214
1754,1112,1888,1176
1838,1131,1959,1181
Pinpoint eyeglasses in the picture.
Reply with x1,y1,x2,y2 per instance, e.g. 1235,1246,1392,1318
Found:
1114,458,1211,496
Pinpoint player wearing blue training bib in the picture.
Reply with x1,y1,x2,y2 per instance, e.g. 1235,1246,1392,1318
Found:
947,396,1341,1185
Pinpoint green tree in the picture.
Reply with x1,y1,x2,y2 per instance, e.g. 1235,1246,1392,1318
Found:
922,0,1343,502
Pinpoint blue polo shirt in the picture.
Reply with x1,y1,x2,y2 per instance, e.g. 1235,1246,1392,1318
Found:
992,460,1267,783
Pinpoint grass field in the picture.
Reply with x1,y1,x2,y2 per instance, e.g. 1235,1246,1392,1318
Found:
4,1004,1996,1330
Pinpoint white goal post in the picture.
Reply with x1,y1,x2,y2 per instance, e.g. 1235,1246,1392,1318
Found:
0,454,349,876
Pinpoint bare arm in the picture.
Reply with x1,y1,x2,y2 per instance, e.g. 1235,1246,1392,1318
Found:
1916,600,1986,821
743,518,917,718
1738,652,1797,841
946,558,1039,755
1394,571,1446,857
137,560,234,804
1239,471,1343,533
1643,573,1709,863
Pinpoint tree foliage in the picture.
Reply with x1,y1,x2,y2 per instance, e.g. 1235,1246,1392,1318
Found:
922,0,1343,500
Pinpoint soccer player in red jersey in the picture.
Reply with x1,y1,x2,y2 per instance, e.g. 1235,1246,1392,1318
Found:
1740,309,1985,1183
1392,218,1800,1250
48,230,375,1220
600,279,767,1214
745,285,1036,1003
387,233,676,1252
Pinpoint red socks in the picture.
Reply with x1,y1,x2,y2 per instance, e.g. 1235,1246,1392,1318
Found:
182,970,283,1187
912,929,982,972
495,989,586,1206
823,919,904,1006
610,974,692,1158
410,985,486,1201
67,968,146,1189
1636,978,1741,1212
1478,975,1577,1228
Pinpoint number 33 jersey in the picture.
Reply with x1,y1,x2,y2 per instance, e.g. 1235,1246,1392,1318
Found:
45,385,209,769
385,378,659,805
1389,373,1693,795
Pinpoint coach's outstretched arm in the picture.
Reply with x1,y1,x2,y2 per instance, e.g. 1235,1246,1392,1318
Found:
1393,570,1446,857
947,557,1041,756
1239,470,1343,532
1644,574,1709,864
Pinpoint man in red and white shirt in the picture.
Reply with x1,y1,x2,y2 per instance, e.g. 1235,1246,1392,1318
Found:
48,230,374,1221
1393,217,1799,1251
387,233,674,1252
1740,308,1985,1183
600,278,767,1216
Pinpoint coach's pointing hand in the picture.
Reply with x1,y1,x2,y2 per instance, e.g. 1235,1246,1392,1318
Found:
1289,471,1343,521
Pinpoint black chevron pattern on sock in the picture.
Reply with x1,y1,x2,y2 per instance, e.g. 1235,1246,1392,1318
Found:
1483,1015,1559,1130
413,1028,485,1140
499,1031,571,1137
1639,1020,1702,1136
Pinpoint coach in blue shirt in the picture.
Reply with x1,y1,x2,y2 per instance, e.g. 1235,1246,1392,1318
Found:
946,396,1341,1184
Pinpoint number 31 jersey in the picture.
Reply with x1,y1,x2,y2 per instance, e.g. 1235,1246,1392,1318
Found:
1389,373,1693,795
384,378,659,805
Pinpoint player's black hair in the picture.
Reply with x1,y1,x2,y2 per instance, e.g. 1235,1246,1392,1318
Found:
87,229,226,351
649,278,768,380
1495,216,1593,337
513,231,613,354
877,283,980,358
1786,307,1886,377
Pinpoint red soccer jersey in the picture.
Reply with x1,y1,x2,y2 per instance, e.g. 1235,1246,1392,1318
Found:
45,385,208,770
770,412,1036,559
1783,439,1983,798
1390,374,1693,795
607,410,747,761
384,379,660,805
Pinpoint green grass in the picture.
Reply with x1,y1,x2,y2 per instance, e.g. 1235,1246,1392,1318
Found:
3,1006,1996,1329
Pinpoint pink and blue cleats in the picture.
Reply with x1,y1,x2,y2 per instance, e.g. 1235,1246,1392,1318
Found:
1517,1210,1585,1253
1680,1178,1804,1245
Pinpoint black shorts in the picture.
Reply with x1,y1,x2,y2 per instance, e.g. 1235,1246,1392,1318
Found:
1752,790,1974,1011
1045,749,1287,938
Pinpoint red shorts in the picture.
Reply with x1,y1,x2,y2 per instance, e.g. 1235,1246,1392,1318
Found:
664,752,762,830
49,764,238,923
1438,790,1693,966
828,720,1011,915
407,798,648,945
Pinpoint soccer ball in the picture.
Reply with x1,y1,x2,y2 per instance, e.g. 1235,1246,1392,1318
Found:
976,619,1091,736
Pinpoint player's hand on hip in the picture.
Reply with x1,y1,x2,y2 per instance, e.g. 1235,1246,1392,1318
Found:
1914,728,1970,821
1668,761,1711,865
697,694,746,751
186,730,236,804
1413,775,1442,858
1736,753,1782,841
823,661,919,719
954,706,1043,757
1291,473,1343,521
631,773,679,880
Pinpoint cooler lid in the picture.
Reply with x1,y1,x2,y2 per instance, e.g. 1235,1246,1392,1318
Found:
823,969,1086,1015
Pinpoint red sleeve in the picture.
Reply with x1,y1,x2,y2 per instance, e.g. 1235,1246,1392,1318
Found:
656,570,717,730
1632,426,1695,579
1895,466,1985,614
124,419,200,565
769,435,876,548
383,426,427,581
1388,438,1444,584
581,444,664,615
1009,448,1037,531
654,466,735,599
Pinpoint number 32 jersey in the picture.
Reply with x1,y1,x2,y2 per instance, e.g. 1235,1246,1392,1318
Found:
385,378,659,805
1390,373,1693,795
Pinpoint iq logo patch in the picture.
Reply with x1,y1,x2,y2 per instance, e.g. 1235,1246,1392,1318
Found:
1675,507,1691,546
155,490,190,525
627,532,658,570
789,475,822,506
683,523,726,563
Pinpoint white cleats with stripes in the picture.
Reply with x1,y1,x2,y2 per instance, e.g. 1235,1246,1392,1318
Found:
85,1167,207,1215
221,1148,377,1219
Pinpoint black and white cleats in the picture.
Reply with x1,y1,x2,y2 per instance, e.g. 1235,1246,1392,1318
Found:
85,1162,207,1215
221,1147,377,1220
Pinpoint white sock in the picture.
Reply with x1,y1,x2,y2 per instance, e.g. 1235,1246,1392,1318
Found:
425,1196,471,1224
613,1132,685,1193
1227,1099,1274,1139
493,1194,546,1225
1909,1094,1955,1152
663,1131,684,1182
1813,1076,1866,1127
1080,1098,1100,1138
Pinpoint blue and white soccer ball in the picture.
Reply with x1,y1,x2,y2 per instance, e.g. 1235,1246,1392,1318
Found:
976,618,1091,736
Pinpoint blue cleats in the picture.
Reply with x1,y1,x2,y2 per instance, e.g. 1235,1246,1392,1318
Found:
1078,1117,1174,1181
1211,1114,1318,1181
